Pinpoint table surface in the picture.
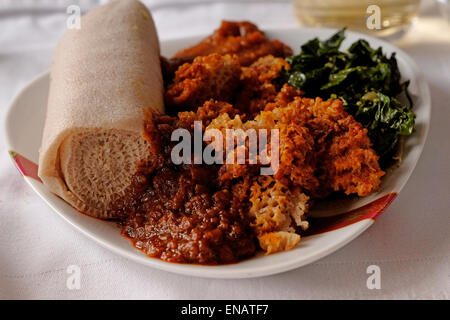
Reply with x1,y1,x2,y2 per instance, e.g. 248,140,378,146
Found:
0,0,449,299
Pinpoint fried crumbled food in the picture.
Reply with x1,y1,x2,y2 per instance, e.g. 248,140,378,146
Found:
177,99,240,130
305,98,385,197
265,83,304,110
249,176,309,254
251,102,319,193
258,231,301,255
165,54,241,111
264,85,385,197
206,97,319,193
205,113,253,182
235,55,292,117
173,21,293,66
204,105,315,254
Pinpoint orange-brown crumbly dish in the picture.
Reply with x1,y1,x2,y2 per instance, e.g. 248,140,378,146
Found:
235,55,291,118
119,21,385,263
165,54,241,111
164,53,289,116
263,84,385,198
173,21,293,66
249,176,309,254
303,96,385,197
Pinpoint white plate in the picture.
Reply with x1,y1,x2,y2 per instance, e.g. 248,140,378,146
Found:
4,27,431,279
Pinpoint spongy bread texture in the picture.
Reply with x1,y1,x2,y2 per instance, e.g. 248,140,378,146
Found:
38,0,164,219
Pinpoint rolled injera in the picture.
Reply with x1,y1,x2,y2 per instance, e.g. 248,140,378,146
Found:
38,0,164,219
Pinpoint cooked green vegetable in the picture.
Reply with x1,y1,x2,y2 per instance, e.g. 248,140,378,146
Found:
356,91,415,162
281,29,415,166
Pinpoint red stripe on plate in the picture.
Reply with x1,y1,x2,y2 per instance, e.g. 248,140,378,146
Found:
304,193,398,236
9,151,42,182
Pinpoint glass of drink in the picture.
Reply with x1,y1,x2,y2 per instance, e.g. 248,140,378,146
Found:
293,0,421,38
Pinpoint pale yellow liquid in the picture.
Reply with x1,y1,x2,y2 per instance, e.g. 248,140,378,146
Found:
293,0,421,37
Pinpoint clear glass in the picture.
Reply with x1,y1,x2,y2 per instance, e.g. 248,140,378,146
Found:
293,0,421,38
436,0,450,22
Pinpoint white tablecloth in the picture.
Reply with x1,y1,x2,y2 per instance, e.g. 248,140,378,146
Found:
0,0,449,299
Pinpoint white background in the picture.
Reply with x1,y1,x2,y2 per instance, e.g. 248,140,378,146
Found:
0,0,449,299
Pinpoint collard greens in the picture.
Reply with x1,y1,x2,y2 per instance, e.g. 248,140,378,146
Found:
281,29,415,166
